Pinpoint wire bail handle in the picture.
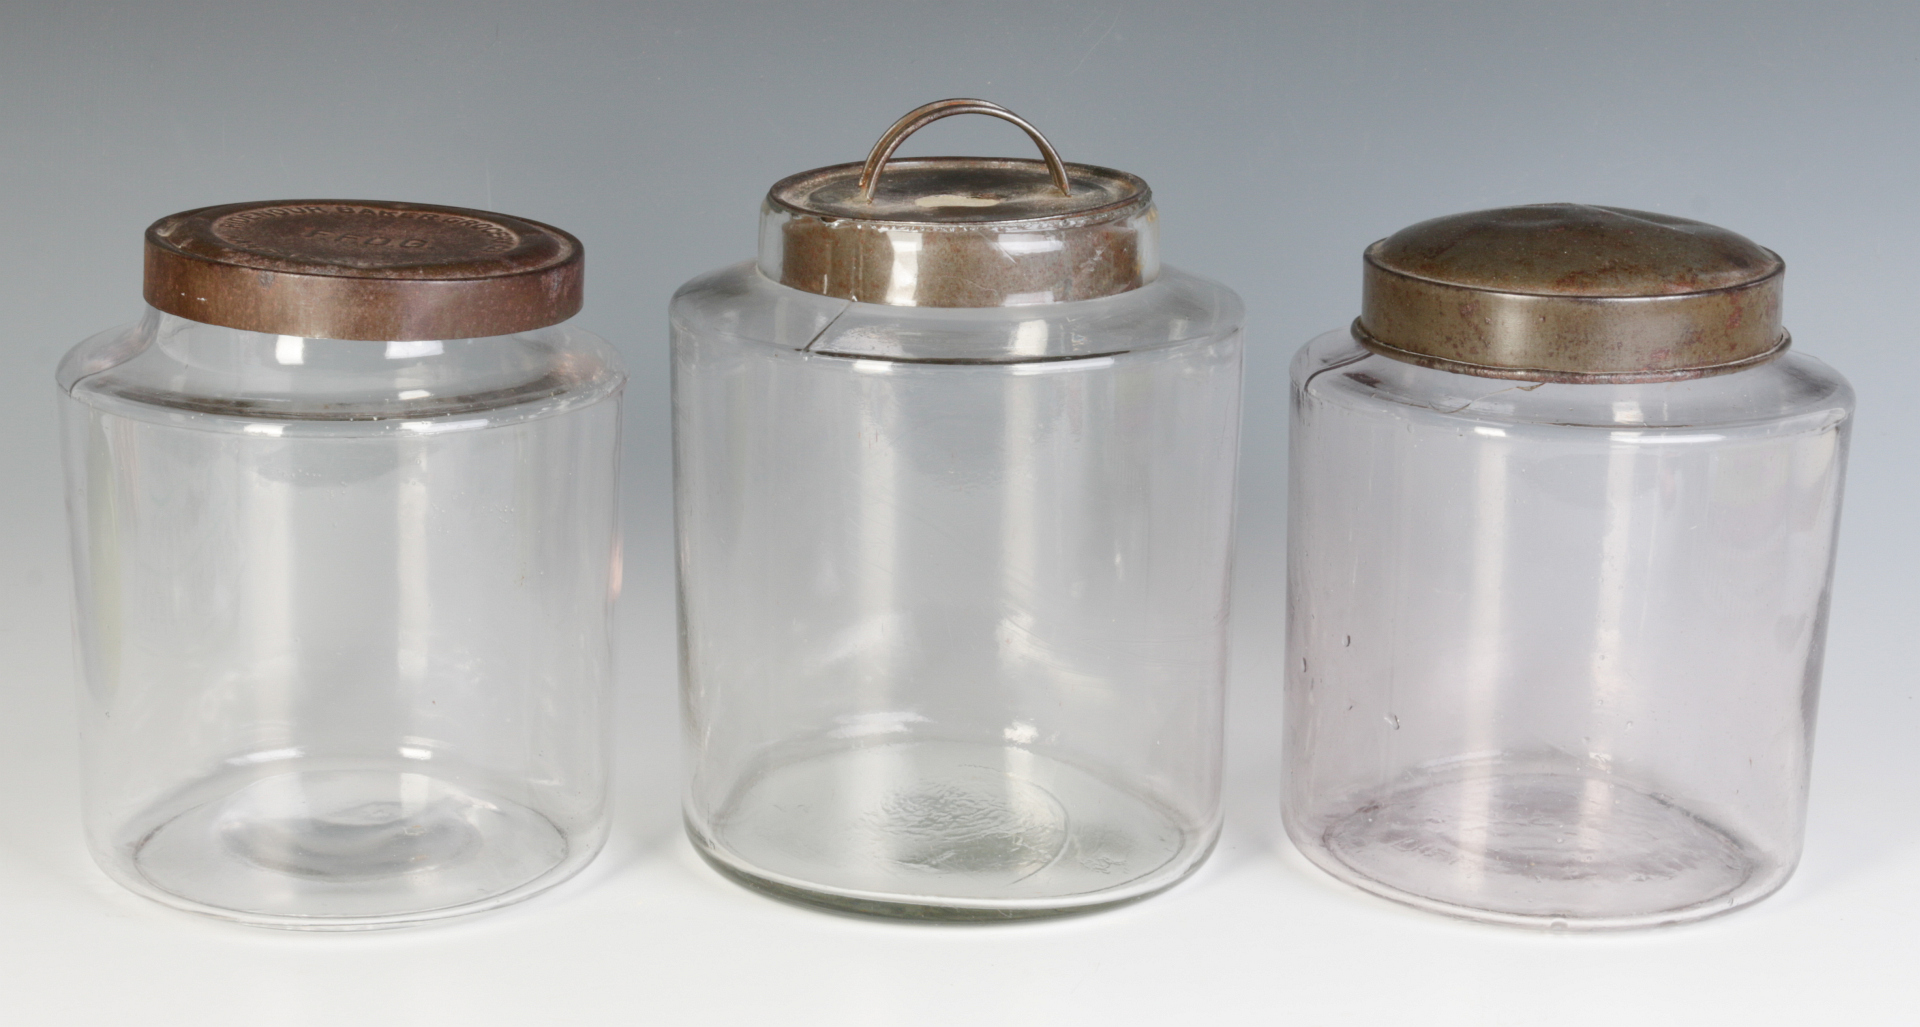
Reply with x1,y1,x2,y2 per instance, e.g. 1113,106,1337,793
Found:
857,99,1074,202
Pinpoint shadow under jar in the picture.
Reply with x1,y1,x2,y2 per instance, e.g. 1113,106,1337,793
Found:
59,201,624,929
1285,204,1853,930
672,100,1245,919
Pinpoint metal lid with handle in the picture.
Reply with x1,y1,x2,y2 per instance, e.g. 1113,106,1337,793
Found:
761,99,1158,308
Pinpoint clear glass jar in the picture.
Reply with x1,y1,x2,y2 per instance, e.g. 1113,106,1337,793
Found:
1285,205,1854,929
672,100,1245,919
59,201,624,929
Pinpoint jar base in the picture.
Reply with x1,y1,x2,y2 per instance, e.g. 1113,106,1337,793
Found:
691,740,1214,920
1291,759,1788,930
106,764,595,930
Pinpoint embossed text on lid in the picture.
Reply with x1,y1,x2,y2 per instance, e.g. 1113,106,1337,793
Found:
144,199,583,341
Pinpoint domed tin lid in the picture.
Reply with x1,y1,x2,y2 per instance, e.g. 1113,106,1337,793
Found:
1355,204,1788,383
761,99,1158,308
144,200,583,341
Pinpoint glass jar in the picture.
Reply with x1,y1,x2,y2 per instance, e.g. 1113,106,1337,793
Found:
1285,204,1853,929
59,201,625,929
672,100,1245,919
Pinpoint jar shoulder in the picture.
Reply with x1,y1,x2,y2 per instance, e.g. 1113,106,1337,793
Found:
61,309,625,430
671,261,1243,363
1292,329,1854,433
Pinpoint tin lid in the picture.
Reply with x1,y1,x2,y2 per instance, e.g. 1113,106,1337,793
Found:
761,99,1158,307
1356,204,1788,383
144,200,583,341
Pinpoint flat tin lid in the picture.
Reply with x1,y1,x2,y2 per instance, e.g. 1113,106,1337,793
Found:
761,99,1158,308
144,199,583,341
1356,204,1788,382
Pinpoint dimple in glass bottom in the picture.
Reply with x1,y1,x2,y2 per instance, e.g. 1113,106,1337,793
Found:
1291,756,1787,930
693,740,1215,920
108,763,592,930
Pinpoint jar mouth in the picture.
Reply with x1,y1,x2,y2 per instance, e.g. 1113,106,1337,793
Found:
1350,318,1793,385
757,196,1160,309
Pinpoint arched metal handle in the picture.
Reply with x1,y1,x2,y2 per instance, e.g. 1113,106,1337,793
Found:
857,98,1073,202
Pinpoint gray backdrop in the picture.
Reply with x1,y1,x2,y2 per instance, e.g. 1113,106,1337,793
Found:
1,2,1913,1023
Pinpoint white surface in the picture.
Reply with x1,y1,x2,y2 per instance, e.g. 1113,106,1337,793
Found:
1,2,1915,1023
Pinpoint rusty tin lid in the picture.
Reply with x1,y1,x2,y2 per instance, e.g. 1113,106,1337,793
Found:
762,99,1157,308
1355,204,1787,382
144,200,583,341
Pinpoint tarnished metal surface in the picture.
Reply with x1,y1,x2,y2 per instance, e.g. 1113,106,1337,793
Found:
1358,204,1787,382
858,98,1072,200
765,99,1154,307
144,200,583,341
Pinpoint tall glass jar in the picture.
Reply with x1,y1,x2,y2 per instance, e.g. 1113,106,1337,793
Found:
59,201,625,929
672,100,1245,919
1286,205,1853,929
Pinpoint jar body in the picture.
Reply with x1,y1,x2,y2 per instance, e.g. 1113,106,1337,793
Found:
672,263,1243,918
59,310,624,929
1285,330,1852,929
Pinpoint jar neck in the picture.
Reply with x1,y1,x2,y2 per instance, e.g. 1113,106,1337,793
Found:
147,308,503,381
60,306,617,425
